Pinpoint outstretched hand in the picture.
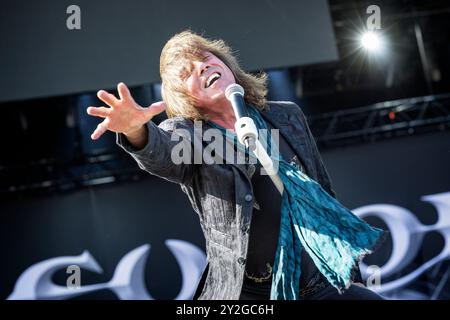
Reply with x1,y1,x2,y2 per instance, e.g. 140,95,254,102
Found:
87,82,166,140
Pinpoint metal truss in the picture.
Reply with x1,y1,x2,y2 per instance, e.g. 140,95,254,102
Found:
308,93,450,148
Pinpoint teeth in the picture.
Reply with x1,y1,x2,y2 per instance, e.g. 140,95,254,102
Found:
206,72,221,88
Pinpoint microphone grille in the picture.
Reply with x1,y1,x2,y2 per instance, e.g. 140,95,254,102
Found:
225,84,245,100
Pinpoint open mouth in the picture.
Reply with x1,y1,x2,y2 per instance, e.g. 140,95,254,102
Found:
205,72,221,88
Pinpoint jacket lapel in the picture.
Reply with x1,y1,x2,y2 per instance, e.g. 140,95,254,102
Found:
260,104,314,176
203,103,314,179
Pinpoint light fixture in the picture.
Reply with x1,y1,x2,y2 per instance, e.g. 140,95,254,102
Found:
360,31,383,53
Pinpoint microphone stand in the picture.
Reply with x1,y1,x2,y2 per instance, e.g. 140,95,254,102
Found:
234,115,285,195
225,84,284,194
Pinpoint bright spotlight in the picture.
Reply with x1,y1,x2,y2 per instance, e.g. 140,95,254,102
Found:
360,31,382,52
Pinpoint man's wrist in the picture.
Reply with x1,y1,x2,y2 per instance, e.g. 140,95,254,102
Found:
123,125,145,138
123,125,148,150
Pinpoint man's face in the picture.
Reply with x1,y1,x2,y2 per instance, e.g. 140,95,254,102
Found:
184,52,236,110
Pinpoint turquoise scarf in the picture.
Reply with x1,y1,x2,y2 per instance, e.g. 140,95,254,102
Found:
208,105,386,300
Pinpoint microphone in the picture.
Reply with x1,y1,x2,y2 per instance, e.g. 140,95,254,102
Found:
224,84,284,194
225,84,247,119
225,84,257,150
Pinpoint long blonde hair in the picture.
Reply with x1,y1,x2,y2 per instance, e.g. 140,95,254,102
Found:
160,30,268,121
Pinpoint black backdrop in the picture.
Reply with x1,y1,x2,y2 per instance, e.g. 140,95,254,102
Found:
0,0,337,103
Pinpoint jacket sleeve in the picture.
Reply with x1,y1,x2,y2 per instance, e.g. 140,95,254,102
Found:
293,103,337,199
116,118,195,185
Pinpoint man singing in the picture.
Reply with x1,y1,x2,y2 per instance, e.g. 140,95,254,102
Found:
86,30,386,300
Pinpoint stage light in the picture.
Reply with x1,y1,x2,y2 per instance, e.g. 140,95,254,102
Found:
388,111,396,120
360,31,382,52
